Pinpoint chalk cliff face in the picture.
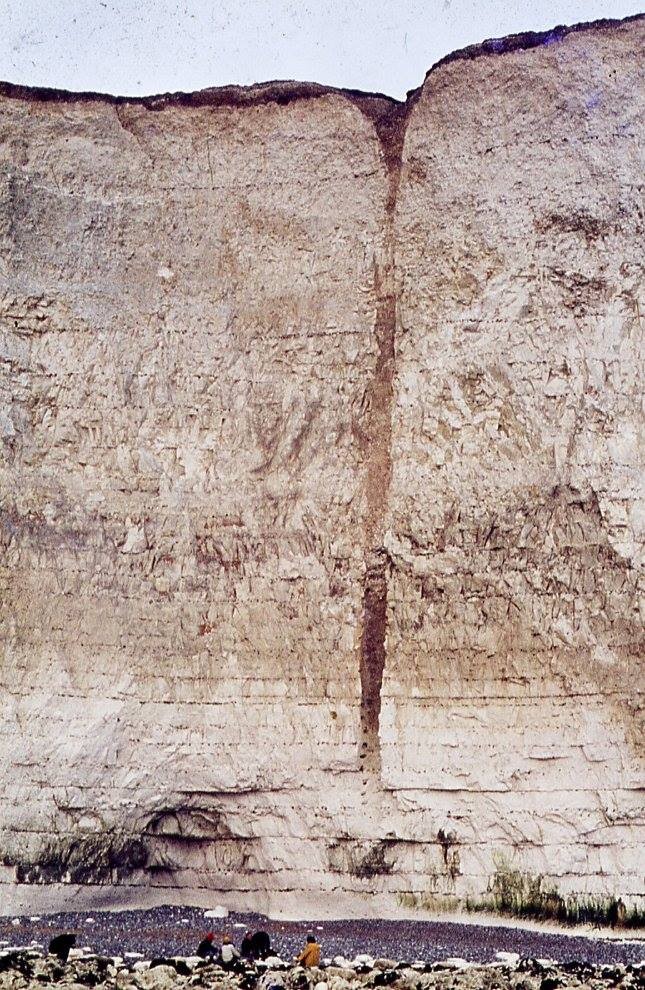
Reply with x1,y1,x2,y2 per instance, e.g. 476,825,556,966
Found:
0,16,643,916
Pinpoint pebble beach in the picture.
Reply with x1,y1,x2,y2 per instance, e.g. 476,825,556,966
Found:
1,906,643,965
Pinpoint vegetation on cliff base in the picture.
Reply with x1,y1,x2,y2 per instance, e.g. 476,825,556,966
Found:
464,858,644,928
398,857,644,929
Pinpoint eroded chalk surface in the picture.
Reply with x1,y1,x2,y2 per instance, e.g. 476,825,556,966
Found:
0,15,643,916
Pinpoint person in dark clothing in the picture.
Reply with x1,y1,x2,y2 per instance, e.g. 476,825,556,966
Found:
250,930,271,960
241,931,255,959
196,932,218,959
48,934,76,963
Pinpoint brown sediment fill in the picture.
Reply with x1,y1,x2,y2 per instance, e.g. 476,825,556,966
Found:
355,100,411,773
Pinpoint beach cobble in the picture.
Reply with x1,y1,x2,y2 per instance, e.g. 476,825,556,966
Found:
0,941,644,990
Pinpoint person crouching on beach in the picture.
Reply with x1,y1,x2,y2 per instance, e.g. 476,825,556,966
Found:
197,932,217,958
220,934,241,970
295,934,321,967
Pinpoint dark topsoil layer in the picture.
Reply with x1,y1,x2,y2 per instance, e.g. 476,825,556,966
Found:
1,908,643,966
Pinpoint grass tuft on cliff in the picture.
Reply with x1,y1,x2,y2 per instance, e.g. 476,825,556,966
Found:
465,857,644,929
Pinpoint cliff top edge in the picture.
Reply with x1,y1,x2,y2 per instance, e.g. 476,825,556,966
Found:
0,12,642,111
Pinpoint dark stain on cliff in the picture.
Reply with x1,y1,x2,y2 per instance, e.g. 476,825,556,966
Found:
359,551,390,770
357,262,394,771
355,103,409,774
6,833,148,885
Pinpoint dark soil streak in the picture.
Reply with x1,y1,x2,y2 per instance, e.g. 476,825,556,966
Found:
355,103,411,773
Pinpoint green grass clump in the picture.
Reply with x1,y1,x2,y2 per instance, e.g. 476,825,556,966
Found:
397,892,459,913
465,857,644,929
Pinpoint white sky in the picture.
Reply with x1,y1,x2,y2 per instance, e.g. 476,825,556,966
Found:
0,1,642,100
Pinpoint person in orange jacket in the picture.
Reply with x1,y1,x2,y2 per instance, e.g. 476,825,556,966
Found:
295,934,321,967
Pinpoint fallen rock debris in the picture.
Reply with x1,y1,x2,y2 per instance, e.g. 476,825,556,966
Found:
0,947,643,990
